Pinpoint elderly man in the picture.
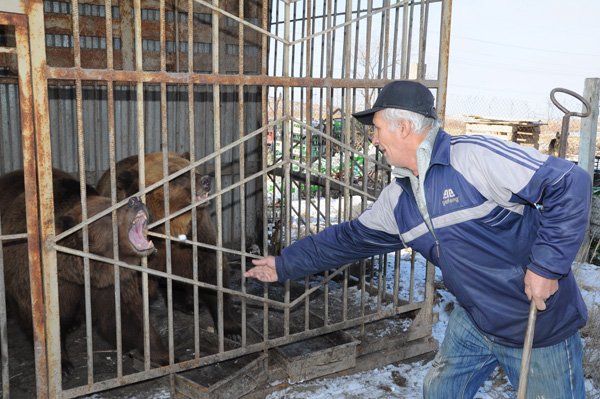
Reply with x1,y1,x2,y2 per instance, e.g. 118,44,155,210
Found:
245,80,590,398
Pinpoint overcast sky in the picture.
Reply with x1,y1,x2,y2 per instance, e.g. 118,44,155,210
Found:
446,0,600,113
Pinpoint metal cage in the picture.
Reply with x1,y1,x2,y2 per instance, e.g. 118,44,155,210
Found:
0,0,451,397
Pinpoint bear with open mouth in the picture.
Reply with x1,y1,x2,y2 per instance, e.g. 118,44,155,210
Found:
96,152,241,342
0,168,170,376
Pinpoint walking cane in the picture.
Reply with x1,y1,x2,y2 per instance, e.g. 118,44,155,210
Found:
517,299,538,399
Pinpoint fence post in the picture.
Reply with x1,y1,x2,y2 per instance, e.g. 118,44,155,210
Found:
578,78,600,179
576,77,600,262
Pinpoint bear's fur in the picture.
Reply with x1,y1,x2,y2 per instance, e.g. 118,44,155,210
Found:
96,152,240,339
0,168,169,375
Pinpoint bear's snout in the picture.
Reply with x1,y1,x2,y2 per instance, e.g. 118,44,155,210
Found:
200,176,212,189
128,196,140,207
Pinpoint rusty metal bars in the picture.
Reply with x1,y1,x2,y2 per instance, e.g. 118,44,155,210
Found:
260,0,271,350
159,0,177,379
260,0,447,343
437,0,452,119
0,22,14,399
10,0,451,396
23,0,63,395
68,0,98,384
102,0,127,380
0,13,46,399
238,0,248,348
187,0,202,363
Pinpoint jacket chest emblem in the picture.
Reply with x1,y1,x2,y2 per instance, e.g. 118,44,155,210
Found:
442,188,459,206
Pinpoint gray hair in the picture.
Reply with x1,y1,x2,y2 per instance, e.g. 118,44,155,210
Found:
380,108,440,135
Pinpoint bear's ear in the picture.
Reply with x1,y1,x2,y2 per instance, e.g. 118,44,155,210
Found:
116,170,139,196
181,151,191,160
56,215,77,233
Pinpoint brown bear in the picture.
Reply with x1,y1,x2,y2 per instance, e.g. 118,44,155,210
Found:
96,152,240,340
0,168,169,376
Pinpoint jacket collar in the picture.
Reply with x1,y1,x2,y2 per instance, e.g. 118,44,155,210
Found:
391,127,450,180
430,129,451,167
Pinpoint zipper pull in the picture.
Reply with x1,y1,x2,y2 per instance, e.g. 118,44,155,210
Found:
436,240,440,258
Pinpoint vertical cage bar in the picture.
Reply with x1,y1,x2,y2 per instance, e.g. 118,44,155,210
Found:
238,0,248,346
324,0,337,327
393,251,401,307
211,0,225,352
70,0,96,383
187,0,201,360
282,0,292,338
104,0,125,379
402,1,414,79
409,251,416,303
437,0,452,119
132,0,151,371
341,0,354,323
24,0,62,394
260,0,269,346
8,15,50,398
364,0,372,82
159,0,176,371
417,0,430,80
391,3,400,79
303,0,313,331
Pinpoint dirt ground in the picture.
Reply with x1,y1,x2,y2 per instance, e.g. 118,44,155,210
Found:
0,261,253,399
1,295,214,398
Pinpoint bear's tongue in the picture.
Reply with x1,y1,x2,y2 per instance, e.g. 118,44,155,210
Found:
129,210,154,251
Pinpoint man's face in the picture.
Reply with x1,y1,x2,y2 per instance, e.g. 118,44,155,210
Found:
372,111,410,169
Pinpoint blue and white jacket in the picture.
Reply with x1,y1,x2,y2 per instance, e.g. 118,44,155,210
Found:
275,129,591,348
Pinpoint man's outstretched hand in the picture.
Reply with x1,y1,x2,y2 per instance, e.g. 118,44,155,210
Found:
244,256,279,282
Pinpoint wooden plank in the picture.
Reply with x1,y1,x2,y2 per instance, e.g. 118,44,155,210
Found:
240,336,438,399
271,330,359,383
174,353,268,399
466,123,514,134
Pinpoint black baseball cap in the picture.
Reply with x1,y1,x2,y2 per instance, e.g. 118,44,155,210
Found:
352,80,437,125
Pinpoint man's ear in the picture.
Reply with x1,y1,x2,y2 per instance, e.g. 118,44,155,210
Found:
398,118,412,139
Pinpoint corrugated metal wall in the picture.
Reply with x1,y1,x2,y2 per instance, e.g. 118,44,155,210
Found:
0,82,23,174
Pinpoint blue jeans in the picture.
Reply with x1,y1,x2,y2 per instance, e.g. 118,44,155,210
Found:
423,305,586,399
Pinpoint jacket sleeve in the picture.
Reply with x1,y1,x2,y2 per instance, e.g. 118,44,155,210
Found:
275,183,406,282
276,219,405,281
515,157,591,278
451,136,591,279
